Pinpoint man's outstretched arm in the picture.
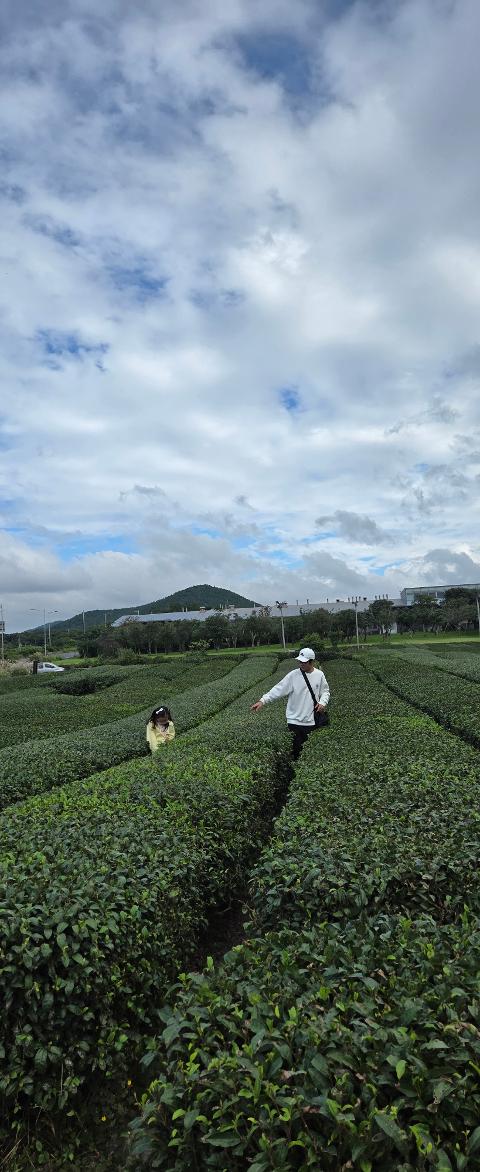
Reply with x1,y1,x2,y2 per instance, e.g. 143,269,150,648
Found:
250,673,292,712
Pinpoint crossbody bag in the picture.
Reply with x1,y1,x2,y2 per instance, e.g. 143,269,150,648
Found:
300,669,330,728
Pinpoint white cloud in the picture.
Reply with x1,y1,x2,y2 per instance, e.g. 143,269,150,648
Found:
1,0,480,629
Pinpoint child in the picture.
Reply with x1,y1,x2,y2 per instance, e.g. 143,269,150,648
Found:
146,706,175,753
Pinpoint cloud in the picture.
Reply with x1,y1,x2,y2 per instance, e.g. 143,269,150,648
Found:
387,395,459,436
401,548,480,588
1,0,480,627
315,510,392,545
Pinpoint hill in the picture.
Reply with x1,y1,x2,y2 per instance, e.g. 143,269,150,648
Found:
143,584,259,614
21,585,261,636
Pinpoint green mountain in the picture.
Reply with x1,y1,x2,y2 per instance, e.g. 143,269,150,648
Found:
143,585,259,614
21,585,261,636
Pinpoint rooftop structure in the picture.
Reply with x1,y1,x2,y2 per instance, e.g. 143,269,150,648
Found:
112,597,400,627
400,584,480,606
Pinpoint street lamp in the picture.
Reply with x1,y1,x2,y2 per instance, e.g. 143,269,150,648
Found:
275,601,287,650
352,596,361,652
29,608,58,658
47,610,59,647
30,608,47,658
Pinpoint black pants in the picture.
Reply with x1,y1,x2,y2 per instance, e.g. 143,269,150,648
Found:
288,723,315,761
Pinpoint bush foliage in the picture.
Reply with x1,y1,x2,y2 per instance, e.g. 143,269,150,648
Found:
129,657,480,1171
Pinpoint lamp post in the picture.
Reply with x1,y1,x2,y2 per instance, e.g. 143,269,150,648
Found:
29,608,59,658
47,610,59,647
352,596,361,652
275,601,287,650
0,602,4,663
30,608,47,658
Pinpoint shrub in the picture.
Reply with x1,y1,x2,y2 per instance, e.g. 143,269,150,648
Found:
129,912,480,1171
128,658,480,1170
0,664,288,1115
0,655,277,809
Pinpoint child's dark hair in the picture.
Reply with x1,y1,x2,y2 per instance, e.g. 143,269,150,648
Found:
149,705,173,724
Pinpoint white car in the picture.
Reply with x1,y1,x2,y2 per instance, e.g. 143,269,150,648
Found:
37,661,65,673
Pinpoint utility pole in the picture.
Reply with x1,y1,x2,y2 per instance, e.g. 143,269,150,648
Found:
82,610,86,635
0,602,4,663
476,594,480,636
275,601,287,649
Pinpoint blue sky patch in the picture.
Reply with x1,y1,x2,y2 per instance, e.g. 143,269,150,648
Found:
56,534,138,562
25,214,81,248
279,386,301,412
190,287,245,311
36,330,109,366
234,30,313,98
0,181,26,204
108,264,169,303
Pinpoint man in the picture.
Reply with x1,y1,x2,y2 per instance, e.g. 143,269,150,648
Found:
251,647,330,760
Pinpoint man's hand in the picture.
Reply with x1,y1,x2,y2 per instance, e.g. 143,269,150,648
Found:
251,701,264,712
315,703,326,713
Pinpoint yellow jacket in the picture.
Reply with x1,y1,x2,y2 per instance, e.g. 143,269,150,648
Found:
146,720,175,752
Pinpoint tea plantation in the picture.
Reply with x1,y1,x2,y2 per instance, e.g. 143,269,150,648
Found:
1,648,480,1169
129,654,480,1172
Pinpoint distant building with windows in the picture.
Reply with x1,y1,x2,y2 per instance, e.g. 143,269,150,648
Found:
400,583,480,606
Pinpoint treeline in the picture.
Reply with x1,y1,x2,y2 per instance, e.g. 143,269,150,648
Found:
9,589,479,661
78,589,480,657
78,604,376,657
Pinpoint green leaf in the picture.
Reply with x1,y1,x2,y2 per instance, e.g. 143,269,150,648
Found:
467,1126,480,1155
396,1059,406,1080
204,1133,241,1148
374,1113,406,1149
162,1023,181,1046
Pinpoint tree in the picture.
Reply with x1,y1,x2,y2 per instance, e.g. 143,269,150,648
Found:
228,616,246,648
203,613,230,650
299,632,328,659
368,600,395,636
302,608,332,638
331,610,357,640
244,615,261,647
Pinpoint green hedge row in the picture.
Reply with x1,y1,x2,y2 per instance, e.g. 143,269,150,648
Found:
361,652,480,745
130,914,480,1172
129,657,480,1170
0,659,236,751
0,655,274,809
0,661,289,1118
242,656,480,930
369,643,480,685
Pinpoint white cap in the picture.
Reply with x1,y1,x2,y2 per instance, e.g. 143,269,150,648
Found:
295,647,315,663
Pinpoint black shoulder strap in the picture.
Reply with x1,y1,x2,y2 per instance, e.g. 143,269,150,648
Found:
300,668,317,717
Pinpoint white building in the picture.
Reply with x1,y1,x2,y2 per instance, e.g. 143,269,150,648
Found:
400,583,480,606
112,596,400,627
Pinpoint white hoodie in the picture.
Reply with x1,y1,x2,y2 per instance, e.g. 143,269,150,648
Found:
260,667,330,727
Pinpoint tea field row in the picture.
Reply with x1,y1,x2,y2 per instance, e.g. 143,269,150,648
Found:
130,658,480,1171
0,655,276,808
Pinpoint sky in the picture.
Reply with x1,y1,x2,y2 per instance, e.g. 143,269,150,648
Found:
2,0,480,632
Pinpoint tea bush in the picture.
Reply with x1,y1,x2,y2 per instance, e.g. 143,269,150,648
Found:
129,912,480,1172
362,652,480,745
0,658,236,751
369,643,480,685
129,658,480,1170
0,655,273,808
0,660,288,1116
